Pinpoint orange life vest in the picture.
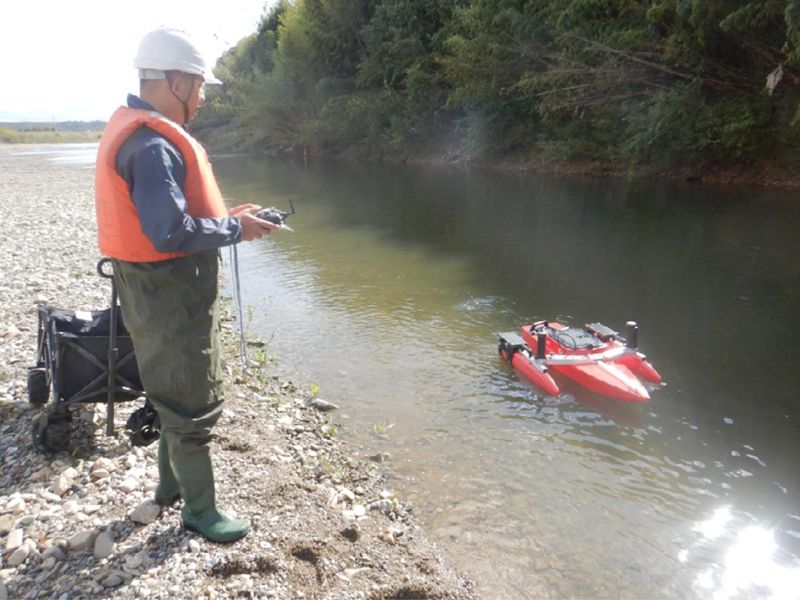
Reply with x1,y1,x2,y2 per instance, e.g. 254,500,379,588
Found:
95,107,228,262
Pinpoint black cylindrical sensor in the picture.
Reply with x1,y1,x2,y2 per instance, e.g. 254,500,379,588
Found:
625,321,638,348
537,332,547,358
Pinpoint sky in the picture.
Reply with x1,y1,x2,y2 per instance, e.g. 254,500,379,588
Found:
0,0,272,122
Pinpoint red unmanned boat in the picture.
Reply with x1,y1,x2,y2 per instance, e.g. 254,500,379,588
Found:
498,321,662,403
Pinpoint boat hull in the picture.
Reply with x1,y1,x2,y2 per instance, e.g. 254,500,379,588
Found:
499,346,561,397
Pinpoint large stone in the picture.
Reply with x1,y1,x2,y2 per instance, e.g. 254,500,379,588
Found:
6,498,25,514
94,531,114,560
92,457,115,472
7,545,30,568
310,398,340,412
129,500,160,525
51,475,72,497
0,515,14,535
61,467,78,480
5,529,23,553
67,530,97,552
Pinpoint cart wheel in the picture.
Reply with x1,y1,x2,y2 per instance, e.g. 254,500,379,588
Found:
126,404,160,447
27,367,49,406
32,413,71,454
130,426,160,447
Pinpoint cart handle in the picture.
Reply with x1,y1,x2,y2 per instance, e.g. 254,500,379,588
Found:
97,258,114,279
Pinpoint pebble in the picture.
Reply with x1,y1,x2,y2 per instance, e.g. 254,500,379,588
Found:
92,457,114,472
369,499,393,515
102,571,125,588
125,552,144,570
39,491,62,503
188,539,202,553
118,478,139,494
326,488,339,508
42,547,66,562
90,469,110,481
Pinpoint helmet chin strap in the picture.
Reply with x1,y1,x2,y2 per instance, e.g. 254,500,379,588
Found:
166,72,193,125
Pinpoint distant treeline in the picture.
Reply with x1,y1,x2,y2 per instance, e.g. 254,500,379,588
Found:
192,0,800,171
0,121,106,132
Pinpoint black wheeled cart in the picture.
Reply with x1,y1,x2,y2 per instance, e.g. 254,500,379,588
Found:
27,258,159,452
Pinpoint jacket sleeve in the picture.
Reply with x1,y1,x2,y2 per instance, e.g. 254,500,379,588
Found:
116,130,242,254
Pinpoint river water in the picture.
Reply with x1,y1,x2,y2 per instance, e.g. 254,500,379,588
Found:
47,145,800,598
215,156,800,599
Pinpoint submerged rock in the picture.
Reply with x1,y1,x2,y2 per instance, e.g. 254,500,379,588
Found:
310,399,339,412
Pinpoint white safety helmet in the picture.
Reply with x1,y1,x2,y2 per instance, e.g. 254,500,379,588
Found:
134,27,222,84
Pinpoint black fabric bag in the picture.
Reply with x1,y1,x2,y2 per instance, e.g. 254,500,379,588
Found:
38,305,143,404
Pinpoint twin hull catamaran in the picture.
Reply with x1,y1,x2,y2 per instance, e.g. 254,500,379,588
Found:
498,321,662,403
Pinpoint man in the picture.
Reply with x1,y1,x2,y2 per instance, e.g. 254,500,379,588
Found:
95,27,276,543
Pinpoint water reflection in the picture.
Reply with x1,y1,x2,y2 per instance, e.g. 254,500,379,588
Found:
688,507,800,599
13,143,98,165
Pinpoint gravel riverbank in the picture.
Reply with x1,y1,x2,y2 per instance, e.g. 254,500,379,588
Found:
0,145,476,599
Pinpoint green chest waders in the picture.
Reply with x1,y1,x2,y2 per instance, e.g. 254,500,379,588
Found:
113,250,248,542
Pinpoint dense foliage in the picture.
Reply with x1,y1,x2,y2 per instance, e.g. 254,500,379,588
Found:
192,0,800,169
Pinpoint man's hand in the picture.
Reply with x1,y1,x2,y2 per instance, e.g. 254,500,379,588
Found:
228,203,261,217
239,210,279,241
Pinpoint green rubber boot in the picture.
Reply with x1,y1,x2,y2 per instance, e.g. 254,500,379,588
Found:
164,427,250,544
181,507,250,544
154,435,181,507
